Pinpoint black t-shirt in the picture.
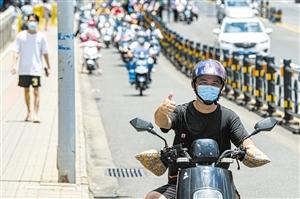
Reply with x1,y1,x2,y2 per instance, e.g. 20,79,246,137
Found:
161,100,249,182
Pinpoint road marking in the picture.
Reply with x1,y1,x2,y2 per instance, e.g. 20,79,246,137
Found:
277,22,300,34
259,17,300,34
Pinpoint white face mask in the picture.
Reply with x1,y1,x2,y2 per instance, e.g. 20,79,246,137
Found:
28,21,38,31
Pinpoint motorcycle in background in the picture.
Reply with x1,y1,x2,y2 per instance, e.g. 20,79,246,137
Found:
132,51,154,96
101,22,114,48
134,63,149,96
184,4,193,24
80,40,102,74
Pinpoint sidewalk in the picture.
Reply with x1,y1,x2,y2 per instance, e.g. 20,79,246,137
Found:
0,27,91,198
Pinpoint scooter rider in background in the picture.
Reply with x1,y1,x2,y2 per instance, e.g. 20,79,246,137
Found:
147,22,163,40
127,31,152,84
145,59,270,199
79,19,101,42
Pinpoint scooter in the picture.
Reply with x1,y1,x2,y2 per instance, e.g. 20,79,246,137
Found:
134,63,149,96
130,117,277,199
102,26,114,48
80,40,102,74
184,5,193,24
132,51,154,96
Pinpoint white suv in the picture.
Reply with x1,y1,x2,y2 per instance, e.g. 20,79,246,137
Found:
213,17,272,56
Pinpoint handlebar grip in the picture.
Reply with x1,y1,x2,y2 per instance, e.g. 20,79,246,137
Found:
237,150,246,161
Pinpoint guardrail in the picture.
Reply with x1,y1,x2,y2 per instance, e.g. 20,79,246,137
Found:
0,6,16,51
144,13,300,134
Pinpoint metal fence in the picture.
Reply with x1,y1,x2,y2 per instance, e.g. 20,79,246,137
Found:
144,13,300,134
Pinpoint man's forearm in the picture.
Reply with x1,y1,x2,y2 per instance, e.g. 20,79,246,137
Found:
154,108,171,129
12,52,19,67
43,54,51,69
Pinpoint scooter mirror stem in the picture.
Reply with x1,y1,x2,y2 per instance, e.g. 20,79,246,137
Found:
148,129,168,147
243,129,260,141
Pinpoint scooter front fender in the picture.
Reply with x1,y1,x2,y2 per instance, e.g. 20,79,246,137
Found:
176,166,236,199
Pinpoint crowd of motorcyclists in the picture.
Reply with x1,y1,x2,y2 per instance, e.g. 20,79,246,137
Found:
75,1,165,95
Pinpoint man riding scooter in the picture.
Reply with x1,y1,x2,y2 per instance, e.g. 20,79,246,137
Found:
144,59,271,199
127,31,153,85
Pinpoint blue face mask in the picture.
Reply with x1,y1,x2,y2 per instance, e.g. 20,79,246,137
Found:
28,21,37,31
197,85,220,105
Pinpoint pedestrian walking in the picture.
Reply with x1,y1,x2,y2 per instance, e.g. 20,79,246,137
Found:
11,13,51,123
42,0,52,31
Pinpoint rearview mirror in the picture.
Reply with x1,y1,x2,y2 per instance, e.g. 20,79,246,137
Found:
265,28,273,34
130,117,168,147
213,28,221,35
254,117,278,132
130,117,154,132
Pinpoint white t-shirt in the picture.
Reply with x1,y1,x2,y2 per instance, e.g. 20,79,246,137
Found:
13,31,49,76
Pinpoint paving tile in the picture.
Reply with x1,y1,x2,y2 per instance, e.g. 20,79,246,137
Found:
1,26,90,199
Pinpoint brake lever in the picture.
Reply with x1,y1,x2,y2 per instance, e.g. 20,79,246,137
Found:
236,158,241,170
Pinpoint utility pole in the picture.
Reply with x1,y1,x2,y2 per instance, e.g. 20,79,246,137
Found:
57,1,75,183
167,0,171,23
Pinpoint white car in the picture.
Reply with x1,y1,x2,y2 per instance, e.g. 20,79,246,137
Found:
213,17,272,56
216,0,255,24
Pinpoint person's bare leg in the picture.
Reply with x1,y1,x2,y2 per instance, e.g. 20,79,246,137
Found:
44,19,48,31
33,87,40,122
144,191,167,199
24,87,32,121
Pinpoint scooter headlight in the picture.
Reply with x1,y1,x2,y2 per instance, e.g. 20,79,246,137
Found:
193,189,223,199
87,59,95,65
148,57,154,65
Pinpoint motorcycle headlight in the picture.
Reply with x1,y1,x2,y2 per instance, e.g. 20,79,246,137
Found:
135,66,148,74
87,59,95,65
148,57,154,64
193,189,223,199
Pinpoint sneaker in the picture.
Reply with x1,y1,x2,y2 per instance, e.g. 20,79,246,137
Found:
32,115,40,123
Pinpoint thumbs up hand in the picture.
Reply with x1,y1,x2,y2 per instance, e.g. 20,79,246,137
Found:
159,92,176,116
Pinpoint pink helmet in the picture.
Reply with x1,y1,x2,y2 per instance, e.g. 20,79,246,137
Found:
87,19,96,27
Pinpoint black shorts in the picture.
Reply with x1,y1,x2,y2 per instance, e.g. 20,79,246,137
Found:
18,75,41,88
152,183,176,199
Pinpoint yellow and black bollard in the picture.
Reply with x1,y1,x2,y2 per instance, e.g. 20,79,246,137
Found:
232,52,242,100
254,55,265,110
274,9,282,23
195,43,202,62
215,48,221,62
223,49,232,95
202,45,208,60
242,54,253,104
208,46,215,60
292,79,299,115
266,57,277,115
283,59,294,123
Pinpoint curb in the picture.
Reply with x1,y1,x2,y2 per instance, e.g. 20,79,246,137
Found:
75,61,92,192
